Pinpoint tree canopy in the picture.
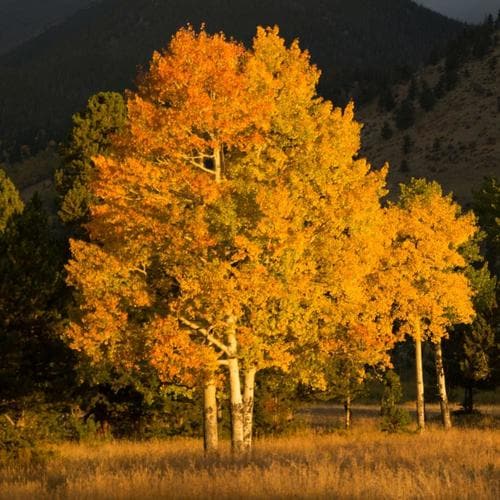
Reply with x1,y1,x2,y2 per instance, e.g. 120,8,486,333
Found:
63,27,479,449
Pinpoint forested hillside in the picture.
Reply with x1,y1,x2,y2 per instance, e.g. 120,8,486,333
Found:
0,0,96,55
359,18,500,202
0,0,463,157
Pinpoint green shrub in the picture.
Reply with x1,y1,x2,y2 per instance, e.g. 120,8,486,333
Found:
380,371,411,433
0,417,48,465
253,369,300,436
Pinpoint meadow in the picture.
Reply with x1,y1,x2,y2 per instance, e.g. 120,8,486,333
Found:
1,405,498,499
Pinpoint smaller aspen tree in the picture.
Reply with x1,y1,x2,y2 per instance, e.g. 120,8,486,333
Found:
312,168,397,429
387,179,477,430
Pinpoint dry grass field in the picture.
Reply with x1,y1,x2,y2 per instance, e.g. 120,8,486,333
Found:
1,407,498,499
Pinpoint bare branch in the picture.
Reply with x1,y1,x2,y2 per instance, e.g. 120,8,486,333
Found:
179,317,231,356
130,266,147,276
192,163,217,176
4,414,15,428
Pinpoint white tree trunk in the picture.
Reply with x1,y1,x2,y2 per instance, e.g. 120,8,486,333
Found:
243,367,256,451
203,377,218,453
228,357,244,453
415,333,426,431
214,144,222,183
344,395,352,430
434,340,452,429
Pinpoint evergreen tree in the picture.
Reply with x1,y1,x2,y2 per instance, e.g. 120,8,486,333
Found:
402,134,412,156
380,370,411,432
472,177,500,276
0,194,75,411
395,98,415,130
444,250,498,414
444,67,459,91
55,92,127,228
381,121,393,140
407,77,418,101
419,79,436,111
379,85,396,112
426,48,440,66
442,44,461,91
471,23,493,59
0,169,23,233
434,75,446,99
321,354,375,430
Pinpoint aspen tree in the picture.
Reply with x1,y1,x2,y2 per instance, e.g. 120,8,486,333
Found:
66,26,395,453
388,179,477,430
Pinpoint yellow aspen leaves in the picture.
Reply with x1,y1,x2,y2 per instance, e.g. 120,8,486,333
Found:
64,27,476,419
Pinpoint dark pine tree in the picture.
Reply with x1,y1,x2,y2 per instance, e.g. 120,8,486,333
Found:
55,91,127,230
395,98,416,130
0,192,76,413
419,79,436,111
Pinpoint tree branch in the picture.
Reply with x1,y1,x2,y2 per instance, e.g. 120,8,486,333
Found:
4,414,15,428
179,317,231,356
179,153,217,177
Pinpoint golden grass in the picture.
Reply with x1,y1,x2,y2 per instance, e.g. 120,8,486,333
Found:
1,423,498,499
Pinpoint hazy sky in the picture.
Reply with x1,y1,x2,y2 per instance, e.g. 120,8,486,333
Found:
418,0,499,23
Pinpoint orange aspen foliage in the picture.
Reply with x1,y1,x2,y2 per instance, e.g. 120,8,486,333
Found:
121,26,273,180
65,26,399,450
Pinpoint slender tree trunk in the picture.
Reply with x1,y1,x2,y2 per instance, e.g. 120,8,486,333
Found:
434,340,452,429
463,385,474,413
415,333,426,431
214,144,222,183
344,395,352,430
228,356,244,453
242,367,256,452
226,325,245,453
203,377,218,453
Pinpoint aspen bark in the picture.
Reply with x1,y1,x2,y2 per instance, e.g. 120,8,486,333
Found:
415,333,426,431
344,395,352,430
434,340,452,429
228,357,244,453
214,144,222,183
203,377,218,453
242,367,256,452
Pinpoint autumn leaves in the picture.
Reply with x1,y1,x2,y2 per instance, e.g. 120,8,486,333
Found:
64,27,477,453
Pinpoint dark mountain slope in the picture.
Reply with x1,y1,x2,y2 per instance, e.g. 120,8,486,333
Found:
358,26,500,203
0,0,96,55
0,0,464,155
